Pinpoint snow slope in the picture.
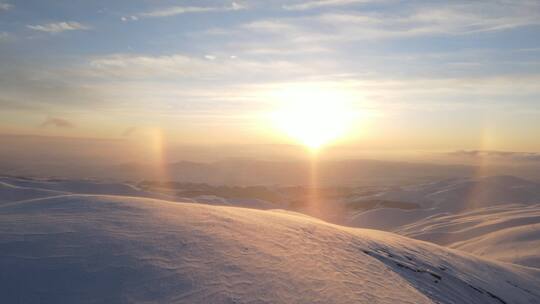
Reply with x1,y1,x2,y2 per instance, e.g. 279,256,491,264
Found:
0,176,277,210
350,175,540,214
0,180,68,203
345,176,540,232
347,208,437,231
0,176,157,197
346,176,540,269
453,224,540,269
1,195,539,303
193,195,277,209
395,204,540,268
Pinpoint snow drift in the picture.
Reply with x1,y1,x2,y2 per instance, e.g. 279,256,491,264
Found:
396,204,540,268
0,195,539,303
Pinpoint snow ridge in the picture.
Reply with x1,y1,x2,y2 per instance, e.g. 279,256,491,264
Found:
0,195,538,303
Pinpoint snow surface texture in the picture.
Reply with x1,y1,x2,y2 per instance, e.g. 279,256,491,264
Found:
396,204,540,268
346,176,540,268
348,176,540,221
1,195,539,304
0,180,67,203
0,176,146,196
0,176,276,210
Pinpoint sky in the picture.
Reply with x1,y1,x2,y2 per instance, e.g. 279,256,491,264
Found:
1,0,540,154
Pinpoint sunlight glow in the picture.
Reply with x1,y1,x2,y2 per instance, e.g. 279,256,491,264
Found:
270,86,357,149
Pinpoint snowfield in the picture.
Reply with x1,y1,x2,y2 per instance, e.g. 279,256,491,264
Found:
346,175,540,269
0,176,278,210
395,204,540,268
1,194,539,304
348,176,540,217
0,180,68,203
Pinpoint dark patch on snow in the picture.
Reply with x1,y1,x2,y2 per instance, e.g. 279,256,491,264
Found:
465,283,507,304
506,280,537,296
394,262,442,280
486,291,507,304
466,282,484,294
362,246,516,304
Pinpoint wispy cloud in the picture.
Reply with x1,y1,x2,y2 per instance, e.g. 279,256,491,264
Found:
241,20,299,33
75,50,540,115
40,117,75,129
27,21,90,33
121,15,138,22
0,2,12,11
131,2,245,20
283,0,374,11
87,53,316,81
448,150,540,162
231,1,540,44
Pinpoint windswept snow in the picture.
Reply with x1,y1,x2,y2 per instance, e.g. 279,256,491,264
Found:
396,204,540,268
347,208,437,231
0,176,146,195
452,223,540,268
0,176,182,202
193,195,277,209
350,175,540,215
347,176,540,269
1,195,539,303
0,176,277,210
0,180,68,203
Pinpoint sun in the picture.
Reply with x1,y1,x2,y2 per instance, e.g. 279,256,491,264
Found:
270,86,356,149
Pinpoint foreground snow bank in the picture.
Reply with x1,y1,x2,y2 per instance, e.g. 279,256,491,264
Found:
0,195,539,303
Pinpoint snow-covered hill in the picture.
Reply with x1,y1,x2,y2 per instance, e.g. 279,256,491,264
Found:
395,204,540,268
0,176,277,209
345,176,540,270
0,180,68,203
348,175,540,215
192,194,277,209
1,195,539,303
346,176,540,234
452,224,540,269
0,176,161,197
